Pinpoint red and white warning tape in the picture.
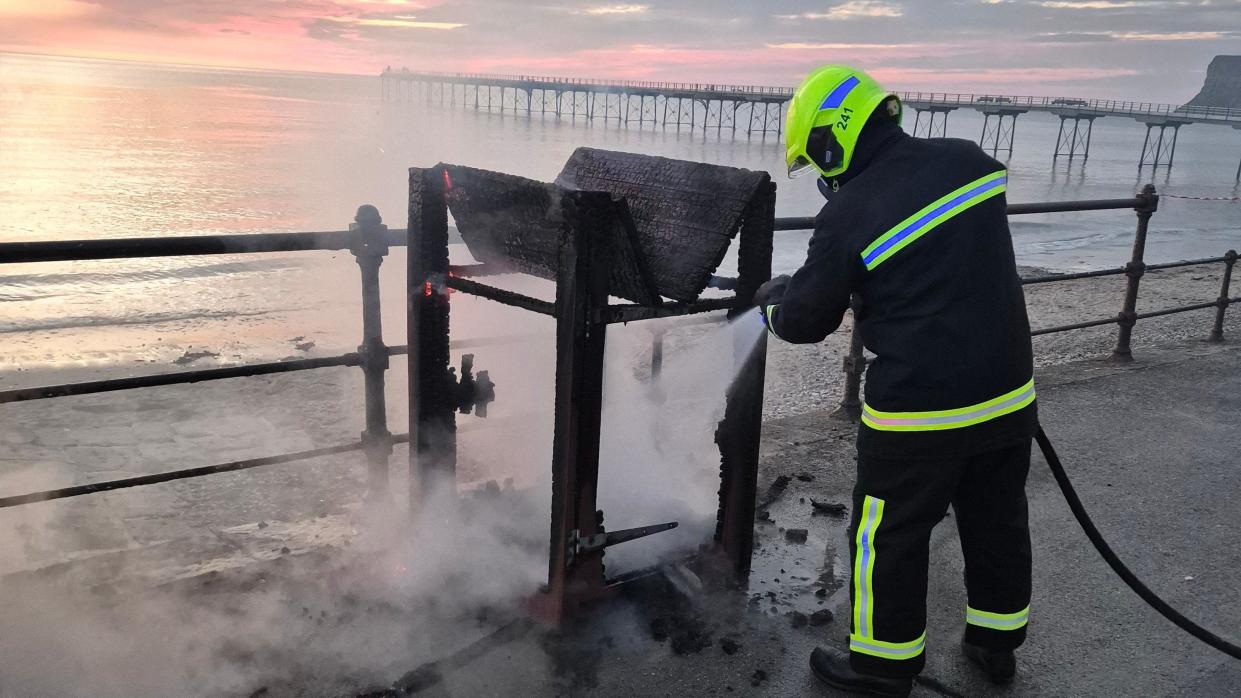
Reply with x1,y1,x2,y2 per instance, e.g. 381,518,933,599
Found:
1163,194,1241,202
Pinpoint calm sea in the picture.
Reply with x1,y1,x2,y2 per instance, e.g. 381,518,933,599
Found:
2,52,1239,377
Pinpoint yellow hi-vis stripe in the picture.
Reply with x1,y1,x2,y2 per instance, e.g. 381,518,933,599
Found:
849,632,927,661
849,496,925,661
852,495,885,638
860,170,1008,271
966,605,1030,631
861,378,1036,432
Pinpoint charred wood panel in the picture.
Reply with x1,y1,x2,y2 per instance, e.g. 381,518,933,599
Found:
443,165,658,305
556,147,771,302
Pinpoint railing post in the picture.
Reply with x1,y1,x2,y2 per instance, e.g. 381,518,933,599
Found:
834,294,864,419
1111,184,1159,362
1210,250,1237,342
350,205,393,501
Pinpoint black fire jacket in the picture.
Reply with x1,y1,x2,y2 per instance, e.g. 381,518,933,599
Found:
765,120,1037,459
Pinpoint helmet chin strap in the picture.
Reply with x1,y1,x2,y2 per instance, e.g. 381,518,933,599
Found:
817,176,840,200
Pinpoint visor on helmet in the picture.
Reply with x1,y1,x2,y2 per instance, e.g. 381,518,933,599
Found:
788,155,817,178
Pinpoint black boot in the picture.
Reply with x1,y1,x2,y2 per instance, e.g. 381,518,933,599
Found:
961,639,1016,684
809,647,913,697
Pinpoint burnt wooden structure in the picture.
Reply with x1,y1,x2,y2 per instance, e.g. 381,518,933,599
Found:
407,148,775,623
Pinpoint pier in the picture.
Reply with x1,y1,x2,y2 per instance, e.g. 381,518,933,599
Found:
381,70,1241,176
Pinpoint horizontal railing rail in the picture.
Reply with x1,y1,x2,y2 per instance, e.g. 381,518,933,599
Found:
0,228,409,264
1,188,1235,507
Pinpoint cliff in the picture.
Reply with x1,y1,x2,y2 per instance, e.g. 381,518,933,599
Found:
1186,55,1241,109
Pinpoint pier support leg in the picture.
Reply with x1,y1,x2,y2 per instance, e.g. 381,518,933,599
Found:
1054,115,1094,164
1138,122,1183,170
912,108,953,138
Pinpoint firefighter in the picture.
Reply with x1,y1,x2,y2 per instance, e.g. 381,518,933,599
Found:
755,65,1037,697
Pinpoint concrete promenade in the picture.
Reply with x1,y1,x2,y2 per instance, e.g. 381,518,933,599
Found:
748,338,1241,697
0,337,1238,696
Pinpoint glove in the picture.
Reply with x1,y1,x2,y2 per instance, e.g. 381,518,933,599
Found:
753,274,791,311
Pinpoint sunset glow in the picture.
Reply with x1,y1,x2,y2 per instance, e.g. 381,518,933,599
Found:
0,0,1236,98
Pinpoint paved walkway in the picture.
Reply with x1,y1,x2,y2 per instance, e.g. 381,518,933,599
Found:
1,339,1238,696
755,339,1241,697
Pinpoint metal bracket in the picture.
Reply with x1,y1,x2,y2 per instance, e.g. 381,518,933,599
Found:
448,353,496,417
566,521,678,567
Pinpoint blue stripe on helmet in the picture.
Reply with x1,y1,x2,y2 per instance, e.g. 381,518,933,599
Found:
819,76,861,110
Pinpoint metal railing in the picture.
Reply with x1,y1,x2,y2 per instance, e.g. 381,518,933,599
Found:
0,206,414,509
0,187,1235,507
382,71,1241,123
780,185,1237,416
897,93,1241,123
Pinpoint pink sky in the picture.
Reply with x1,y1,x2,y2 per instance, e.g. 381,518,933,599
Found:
0,0,1235,99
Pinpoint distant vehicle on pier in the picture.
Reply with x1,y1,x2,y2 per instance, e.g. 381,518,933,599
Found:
1051,98,1089,107
976,96,1014,104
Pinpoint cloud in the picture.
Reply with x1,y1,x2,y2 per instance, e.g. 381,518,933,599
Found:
1039,29,1232,40
576,4,649,15
0,0,98,19
323,15,466,29
766,41,923,49
777,1,904,20
1,0,1237,101
1037,1,1144,7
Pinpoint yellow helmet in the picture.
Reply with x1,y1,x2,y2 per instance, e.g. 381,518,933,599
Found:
785,65,902,179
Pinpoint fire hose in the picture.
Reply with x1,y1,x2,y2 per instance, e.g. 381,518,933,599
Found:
1035,426,1241,661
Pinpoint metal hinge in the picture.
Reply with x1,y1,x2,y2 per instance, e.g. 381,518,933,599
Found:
566,521,679,567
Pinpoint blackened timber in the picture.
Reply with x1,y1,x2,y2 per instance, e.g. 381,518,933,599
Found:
408,166,457,497
715,179,775,579
545,191,614,623
446,276,556,315
447,263,513,277
598,296,739,324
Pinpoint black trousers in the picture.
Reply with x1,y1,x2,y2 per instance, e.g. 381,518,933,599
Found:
846,439,1033,678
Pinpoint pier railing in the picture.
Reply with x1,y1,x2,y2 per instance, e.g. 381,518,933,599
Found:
382,71,1241,123
383,69,796,97
0,187,1235,507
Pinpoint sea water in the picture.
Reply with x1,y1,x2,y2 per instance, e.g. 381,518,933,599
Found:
2,52,1239,377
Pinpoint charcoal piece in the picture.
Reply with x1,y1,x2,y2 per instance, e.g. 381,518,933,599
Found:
810,609,834,626
557,147,771,302
811,499,848,517
758,475,791,509
785,528,809,544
